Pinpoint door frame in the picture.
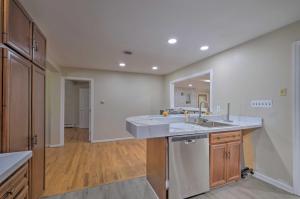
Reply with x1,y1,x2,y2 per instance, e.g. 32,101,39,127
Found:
169,69,213,109
60,76,94,145
293,41,300,195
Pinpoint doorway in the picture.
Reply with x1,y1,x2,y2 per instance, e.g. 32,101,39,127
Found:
60,77,94,145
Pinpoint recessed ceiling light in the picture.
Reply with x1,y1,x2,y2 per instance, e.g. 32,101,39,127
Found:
119,62,126,67
202,79,211,83
200,45,209,51
152,66,159,70
168,38,177,44
188,84,193,87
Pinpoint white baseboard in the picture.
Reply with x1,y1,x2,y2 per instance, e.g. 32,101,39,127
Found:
254,171,294,194
91,137,133,143
48,144,64,148
64,124,75,128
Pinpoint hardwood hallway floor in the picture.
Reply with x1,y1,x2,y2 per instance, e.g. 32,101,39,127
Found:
44,128,146,197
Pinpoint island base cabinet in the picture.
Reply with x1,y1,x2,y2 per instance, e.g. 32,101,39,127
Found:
146,138,167,199
210,144,227,187
0,163,29,199
210,131,241,188
226,141,241,182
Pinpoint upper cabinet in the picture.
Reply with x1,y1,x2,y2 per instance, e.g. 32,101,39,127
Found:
33,24,46,68
1,0,47,68
3,0,33,59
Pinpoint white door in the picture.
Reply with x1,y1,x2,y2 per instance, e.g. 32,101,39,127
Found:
79,88,90,129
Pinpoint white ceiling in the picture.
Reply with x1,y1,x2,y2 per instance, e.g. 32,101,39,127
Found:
20,0,300,75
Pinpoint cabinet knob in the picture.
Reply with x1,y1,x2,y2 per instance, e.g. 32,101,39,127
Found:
32,134,38,146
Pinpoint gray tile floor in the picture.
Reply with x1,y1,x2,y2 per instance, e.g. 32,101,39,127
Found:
43,177,300,199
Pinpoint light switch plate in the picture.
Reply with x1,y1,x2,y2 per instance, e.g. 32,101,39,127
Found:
280,88,287,96
251,100,272,108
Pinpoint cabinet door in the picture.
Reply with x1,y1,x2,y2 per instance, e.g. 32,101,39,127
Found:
2,49,31,152
210,144,227,187
33,25,46,68
3,0,32,59
226,141,241,182
31,65,45,199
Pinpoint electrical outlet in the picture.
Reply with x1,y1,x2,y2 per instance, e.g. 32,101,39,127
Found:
251,100,272,108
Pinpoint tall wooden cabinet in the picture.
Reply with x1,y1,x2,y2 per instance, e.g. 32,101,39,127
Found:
31,65,45,199
2,49,31,152
0,0,47,199
209,131,241,188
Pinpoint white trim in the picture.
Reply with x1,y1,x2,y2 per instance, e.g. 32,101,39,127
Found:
91,137,133,143
254,171,293,193
60,78,65,146
64,124,75,128
293,41,300,196
48,144,64,148
169,69,213,109
60,76,95,144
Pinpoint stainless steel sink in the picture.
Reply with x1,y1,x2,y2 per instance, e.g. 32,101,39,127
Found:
187,119,235,128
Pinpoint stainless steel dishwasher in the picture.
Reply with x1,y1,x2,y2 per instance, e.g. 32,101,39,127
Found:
169,134,209,199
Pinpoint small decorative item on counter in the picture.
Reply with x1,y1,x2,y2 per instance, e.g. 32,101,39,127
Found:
184,111,190,122
162,111,169,117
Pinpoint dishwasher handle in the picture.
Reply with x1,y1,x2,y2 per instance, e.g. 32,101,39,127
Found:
171,134,208,142
184,139,196,144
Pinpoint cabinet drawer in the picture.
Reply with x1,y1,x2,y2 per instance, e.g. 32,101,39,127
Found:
210,131,241,144
0,163,28,199
14,185,28,199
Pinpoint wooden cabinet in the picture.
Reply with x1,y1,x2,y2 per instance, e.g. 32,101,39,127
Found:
31,65,45,199
226,141,241,182
2,0,33,59
1,48,31,152
32,25,46,68
146,138,167,199
210,143,227,187
0,163,29,199
0,1,47,198
210,131,241,188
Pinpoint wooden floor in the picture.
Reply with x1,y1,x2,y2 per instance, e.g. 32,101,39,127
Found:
43,128,146,197
43,177,299,199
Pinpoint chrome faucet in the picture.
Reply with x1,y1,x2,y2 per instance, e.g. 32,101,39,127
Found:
199,101,209,122
224,103,233,122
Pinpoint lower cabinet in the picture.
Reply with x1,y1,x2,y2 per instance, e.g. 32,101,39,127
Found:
0,163,29,199
1,48,45,199
210,131,241,188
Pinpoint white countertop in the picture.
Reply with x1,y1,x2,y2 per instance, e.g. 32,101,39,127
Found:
126,114,262,139
0,151,32,184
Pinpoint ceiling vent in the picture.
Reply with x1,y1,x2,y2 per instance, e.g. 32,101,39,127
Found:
123,50,133,55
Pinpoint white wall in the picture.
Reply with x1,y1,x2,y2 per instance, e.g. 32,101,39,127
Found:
61,68,165,141
165,21,300,186
45,62,62,146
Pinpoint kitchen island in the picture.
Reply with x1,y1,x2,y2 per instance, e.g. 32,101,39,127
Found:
126,114,262,199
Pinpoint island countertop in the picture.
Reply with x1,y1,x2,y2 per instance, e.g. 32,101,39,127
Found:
126,114,262,139
0,151,32,184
